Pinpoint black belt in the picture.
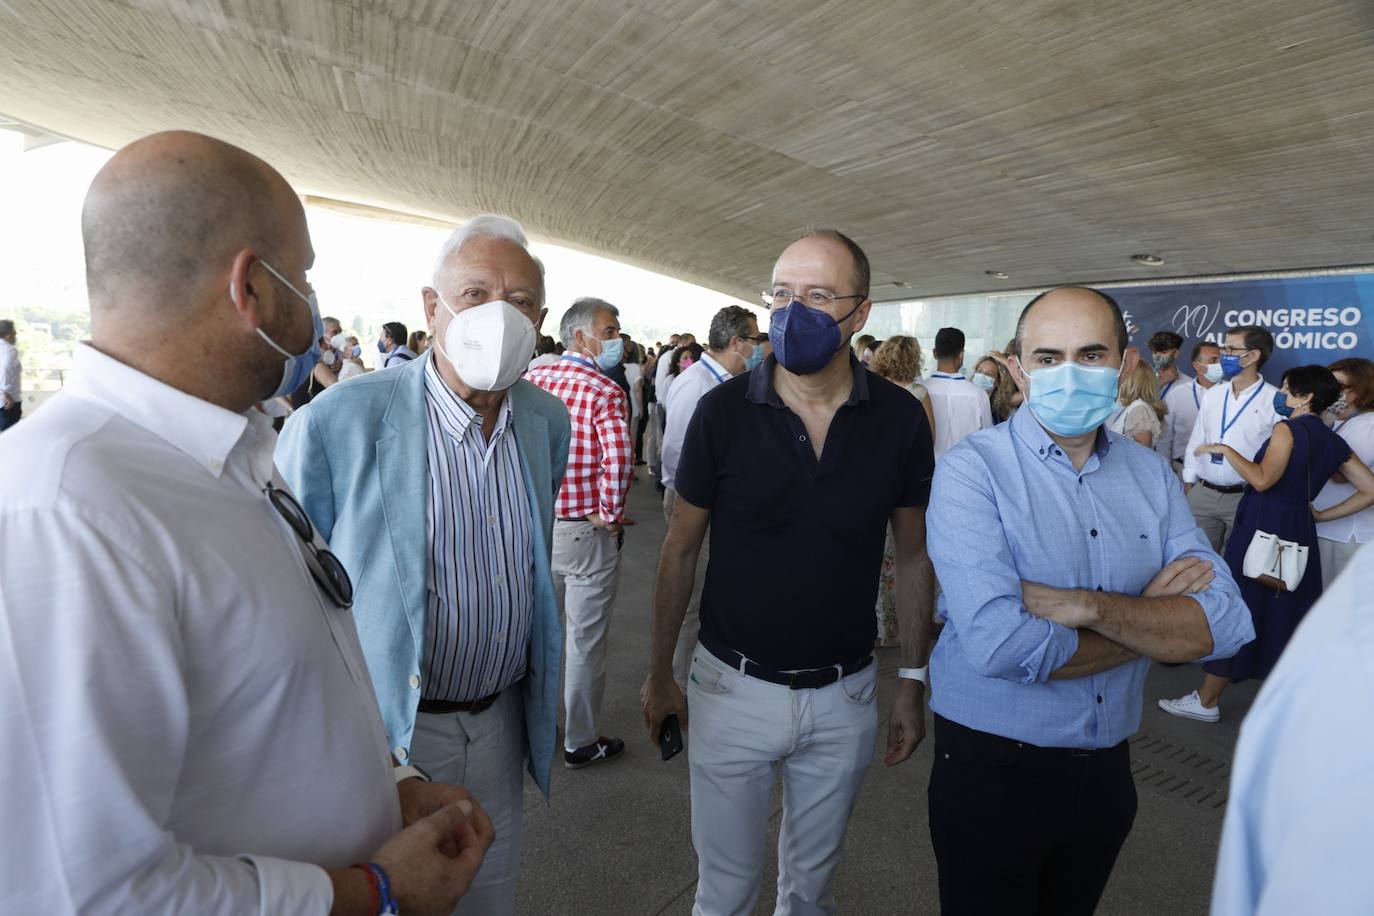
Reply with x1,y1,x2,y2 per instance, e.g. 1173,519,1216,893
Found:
418,691,500,716
1201,481,1245,494
557,516,588,523
934,714,1124,759
700,633,872,691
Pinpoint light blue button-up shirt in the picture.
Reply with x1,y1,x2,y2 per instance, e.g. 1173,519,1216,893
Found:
929,405,1255,748
1211,547,1374,915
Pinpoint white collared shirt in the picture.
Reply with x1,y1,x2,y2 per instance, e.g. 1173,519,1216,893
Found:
1314,411,1374,543
1182,375,1282,486
0,344,400,914
1156,375,1206,462
923,372,994,460
0,337,20,401
662,352,733,490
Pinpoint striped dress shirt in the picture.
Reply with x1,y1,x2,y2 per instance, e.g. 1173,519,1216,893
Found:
422,359,534,702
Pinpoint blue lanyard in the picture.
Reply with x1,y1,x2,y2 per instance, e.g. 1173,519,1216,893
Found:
1192,382,1202,410
932,372,966,380
702,359,728,385
1161,379,1175,399
1220,383,1265,441
561,354,598,372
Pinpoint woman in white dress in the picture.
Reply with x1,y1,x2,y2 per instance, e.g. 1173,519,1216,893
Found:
1108,360,1167,448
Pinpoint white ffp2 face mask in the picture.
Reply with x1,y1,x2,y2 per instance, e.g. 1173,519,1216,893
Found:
434,295,537,391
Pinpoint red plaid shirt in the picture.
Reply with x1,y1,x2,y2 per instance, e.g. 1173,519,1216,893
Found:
525,355,633,522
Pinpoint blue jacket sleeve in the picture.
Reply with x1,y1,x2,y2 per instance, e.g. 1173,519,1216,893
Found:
274,405,337,544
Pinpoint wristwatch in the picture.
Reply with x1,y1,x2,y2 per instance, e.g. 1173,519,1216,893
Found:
393,763,431,783
897,666,929,686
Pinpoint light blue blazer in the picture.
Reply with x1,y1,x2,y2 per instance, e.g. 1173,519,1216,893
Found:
276,353,570,795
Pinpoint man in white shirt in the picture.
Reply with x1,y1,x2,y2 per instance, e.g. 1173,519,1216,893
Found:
1182,326,1282,552
0,130,491,915
1157,339,1221,468
659,306,763,684
0,319,21,430
923,326,993,460
1210,544,1374,915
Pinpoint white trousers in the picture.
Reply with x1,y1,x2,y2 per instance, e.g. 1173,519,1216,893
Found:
408,688,526,916
1318,536,1364,589
687,647,878,916
552,519,622,750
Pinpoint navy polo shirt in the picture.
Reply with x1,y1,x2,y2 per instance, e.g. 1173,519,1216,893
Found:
674,354,935,670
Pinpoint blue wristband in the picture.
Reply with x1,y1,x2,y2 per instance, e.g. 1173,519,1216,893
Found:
366,862,398,915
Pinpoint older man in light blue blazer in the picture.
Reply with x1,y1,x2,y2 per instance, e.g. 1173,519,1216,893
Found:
277,215,569,916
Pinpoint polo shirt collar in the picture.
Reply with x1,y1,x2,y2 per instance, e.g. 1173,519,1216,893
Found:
65,342,249,478
747,353,870,409
1011,400,1112,465
699,352,731,383
423,355,512,443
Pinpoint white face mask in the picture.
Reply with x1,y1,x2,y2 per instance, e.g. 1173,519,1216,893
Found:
434,295,537,391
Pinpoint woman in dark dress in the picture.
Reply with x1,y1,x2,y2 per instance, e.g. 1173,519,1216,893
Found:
1160,365,1374,722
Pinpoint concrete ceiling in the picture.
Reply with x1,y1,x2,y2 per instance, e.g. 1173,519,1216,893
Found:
3,1,1374,302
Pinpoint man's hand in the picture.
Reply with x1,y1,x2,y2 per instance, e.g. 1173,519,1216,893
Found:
1021,581,1096,628
640,671,687,746
1143,556,1214,598
372,800,495,916
398,777,473,830
884,679,926,767
588,512,622,535
1194,443,1225,458
2,394,11,409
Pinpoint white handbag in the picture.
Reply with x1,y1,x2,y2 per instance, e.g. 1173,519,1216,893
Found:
1242,531,1308,592
1241,421,1312,593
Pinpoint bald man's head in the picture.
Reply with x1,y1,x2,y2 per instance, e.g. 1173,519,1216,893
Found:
82,131,303,310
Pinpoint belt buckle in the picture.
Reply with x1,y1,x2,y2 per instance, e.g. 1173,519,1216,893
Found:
1069,747,1094,757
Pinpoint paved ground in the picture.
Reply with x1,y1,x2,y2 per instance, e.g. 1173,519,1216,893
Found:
515,480,1258,915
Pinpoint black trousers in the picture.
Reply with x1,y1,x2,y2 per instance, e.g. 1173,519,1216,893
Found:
928,715,1137,916
0,402,20,431
634,408,649,461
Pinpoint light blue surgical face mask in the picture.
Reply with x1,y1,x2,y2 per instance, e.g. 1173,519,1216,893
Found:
972,372,996,392
594,336,624,371
252,259,322,399
744,342,765,372
1203,362,1225,384
1019,359,1124,437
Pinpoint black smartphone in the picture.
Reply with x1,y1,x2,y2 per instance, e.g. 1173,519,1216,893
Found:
658,714,683,761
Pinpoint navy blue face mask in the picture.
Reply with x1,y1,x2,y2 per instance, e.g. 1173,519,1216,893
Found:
1273,390,1295,418
769,299,861,375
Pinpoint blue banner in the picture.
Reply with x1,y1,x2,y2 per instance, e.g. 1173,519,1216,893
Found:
1102,274,1374,380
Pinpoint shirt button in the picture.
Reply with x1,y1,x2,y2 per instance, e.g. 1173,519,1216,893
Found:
799,435,807,442
394,747,408,762
209,459,223,472
1096,694,1103,704
1090,529,1098,537
408,675,420,689
488,516,498,526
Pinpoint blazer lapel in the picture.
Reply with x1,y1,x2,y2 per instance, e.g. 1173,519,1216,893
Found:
377,357,432,659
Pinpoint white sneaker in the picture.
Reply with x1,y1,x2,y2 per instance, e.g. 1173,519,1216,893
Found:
1158,691,1220,723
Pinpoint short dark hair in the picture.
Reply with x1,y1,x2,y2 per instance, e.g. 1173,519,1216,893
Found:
1148,330,1184,353
803,229,870,301
1191,339,1221,364
383,321,408,346
708,305,758,350
670,342,703,376
1014,287,1129,356
536,334,557,356
1282,365,1343,414
1227,325,1275,367
0,319,13,338
933,327,966,359
1329,357,1374,411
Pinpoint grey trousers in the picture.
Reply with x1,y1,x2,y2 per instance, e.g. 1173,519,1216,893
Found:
1187,483,1244,554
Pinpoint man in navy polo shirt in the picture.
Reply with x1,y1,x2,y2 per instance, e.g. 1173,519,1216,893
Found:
640,229,936,915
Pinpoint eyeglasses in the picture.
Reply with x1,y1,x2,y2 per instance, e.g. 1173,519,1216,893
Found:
760,288,864,309
265,483,354,609
740,333,769,344
1219,346,1254,356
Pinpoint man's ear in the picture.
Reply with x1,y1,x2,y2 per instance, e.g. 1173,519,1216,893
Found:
534,307,548,335
228,248,262,328
422,287,439,335
1121,345,1141,377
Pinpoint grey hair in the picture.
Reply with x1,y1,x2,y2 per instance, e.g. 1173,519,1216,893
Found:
560,297,619,349
707,305,758,350
430,213,546,301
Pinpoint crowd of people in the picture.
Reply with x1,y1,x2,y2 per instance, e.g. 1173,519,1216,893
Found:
3,129,1374,916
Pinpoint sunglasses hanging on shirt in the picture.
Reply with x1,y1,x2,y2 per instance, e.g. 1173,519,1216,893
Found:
264,483,354,609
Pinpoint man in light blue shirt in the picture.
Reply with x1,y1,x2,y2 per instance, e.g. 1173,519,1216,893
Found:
1211,546,1374,915
927,286,1255,916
